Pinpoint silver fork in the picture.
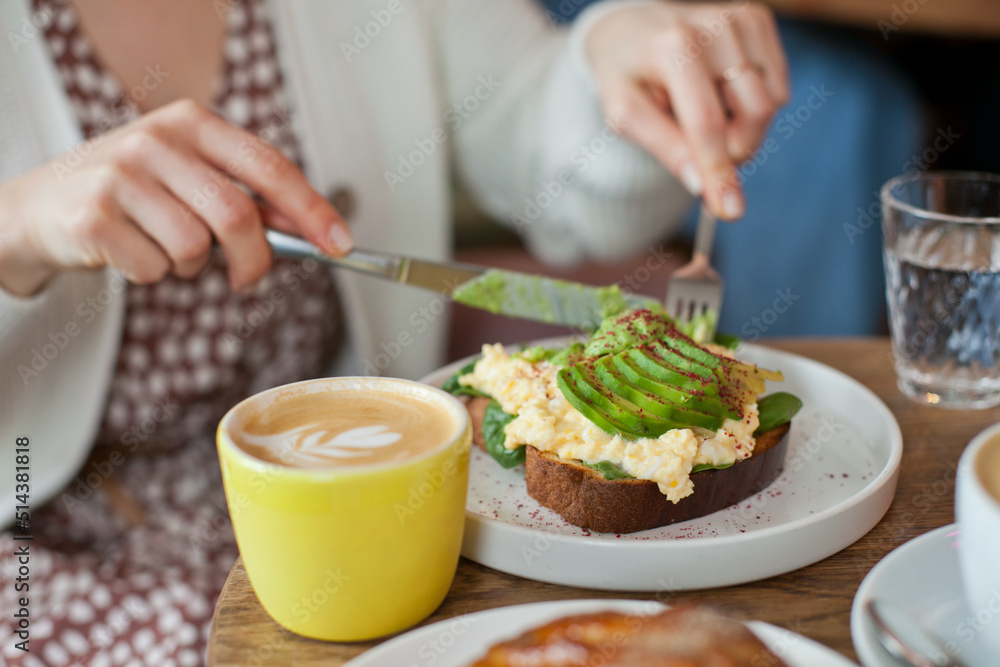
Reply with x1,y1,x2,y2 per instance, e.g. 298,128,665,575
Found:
664,202,723,335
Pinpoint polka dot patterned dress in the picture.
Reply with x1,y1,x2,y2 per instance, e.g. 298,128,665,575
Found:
0,1,342,665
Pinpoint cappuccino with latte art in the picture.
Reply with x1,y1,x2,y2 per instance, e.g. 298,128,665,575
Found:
233,389,456,468
216,376,471,641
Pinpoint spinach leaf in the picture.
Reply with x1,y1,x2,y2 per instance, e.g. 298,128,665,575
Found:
441,359,486,397
583,460,633,480
755,391,803,435
712,332,740,350
515,345,555,363
691,461,735,474
690,391,801,473
482,399,524,468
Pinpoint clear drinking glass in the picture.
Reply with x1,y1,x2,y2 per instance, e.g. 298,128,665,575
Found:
882,171,1000,409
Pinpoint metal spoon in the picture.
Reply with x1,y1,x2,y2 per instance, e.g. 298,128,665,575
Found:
865,599,965,667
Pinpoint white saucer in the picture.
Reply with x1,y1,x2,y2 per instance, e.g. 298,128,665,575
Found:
345,599,858,666
851,524,999,666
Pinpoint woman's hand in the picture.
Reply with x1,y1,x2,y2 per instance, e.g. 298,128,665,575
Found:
586,1,790,220
0,99,353,296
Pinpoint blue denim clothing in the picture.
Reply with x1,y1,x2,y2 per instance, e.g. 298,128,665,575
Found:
542,2,924,336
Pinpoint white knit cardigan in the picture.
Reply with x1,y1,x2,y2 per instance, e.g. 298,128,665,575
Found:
0,0,690,508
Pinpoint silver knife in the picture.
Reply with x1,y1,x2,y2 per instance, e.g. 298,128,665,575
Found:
265,230,660,329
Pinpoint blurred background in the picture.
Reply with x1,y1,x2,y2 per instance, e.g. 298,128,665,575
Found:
447,0,1000,361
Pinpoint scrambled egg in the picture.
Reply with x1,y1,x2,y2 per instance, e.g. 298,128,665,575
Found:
461,344,760,503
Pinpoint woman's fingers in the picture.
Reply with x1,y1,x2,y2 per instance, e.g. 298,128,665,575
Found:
3,98,351,294
127,129,273,290
603,82,701,195
257,201,304,235
720,68,773,162
102,221,173,284
115,172,213,279
61,179,171,283
162,101,353,257
648,30,742,219
737,5,790,106
99,222,172,284
586,2,791,221
699,15,775,164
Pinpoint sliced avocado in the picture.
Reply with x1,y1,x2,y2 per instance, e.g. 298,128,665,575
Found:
617,348,719,396
625,348,719,396
644,341,717,381
574,364,689,437
559,366,684,438
557,368,644,438
552,310,795,442
592,356,724,430
655,334,722,369
628,348,754,420
656,330,782,399
598,355,709,407
607,355,740,420
716,360,772,402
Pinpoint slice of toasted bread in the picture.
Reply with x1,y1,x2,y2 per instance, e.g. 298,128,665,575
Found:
463,396,791,533
525,423,790,533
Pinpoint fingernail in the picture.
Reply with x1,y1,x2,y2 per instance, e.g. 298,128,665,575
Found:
722,189,744,219
328,223,354,253
679,163,703,196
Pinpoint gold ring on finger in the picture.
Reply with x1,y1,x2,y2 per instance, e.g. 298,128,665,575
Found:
721,62,763,82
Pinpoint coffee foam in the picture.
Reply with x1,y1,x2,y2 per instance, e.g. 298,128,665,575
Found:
231,387,457,469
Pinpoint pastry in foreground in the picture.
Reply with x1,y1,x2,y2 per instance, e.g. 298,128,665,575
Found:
467,603,789,666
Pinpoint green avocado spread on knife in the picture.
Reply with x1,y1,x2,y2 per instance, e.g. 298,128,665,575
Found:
450,270,637,328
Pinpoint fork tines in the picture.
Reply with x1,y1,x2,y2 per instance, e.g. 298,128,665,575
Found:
665,275,724,325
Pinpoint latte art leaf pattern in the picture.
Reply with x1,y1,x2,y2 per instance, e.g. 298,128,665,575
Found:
329,425,404,449
241,424,405,465
233,389,458,468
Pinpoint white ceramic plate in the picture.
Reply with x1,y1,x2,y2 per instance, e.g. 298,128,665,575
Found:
852,524,997,666
344,599,858,666
421,341,902,591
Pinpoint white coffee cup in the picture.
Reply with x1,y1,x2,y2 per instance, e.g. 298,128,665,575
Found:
956,421,1000,653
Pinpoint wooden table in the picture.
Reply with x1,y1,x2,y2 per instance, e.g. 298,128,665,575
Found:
208,338,1000,665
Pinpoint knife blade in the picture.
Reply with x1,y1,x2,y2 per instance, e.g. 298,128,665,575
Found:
265,230,661,329
449,269,661,329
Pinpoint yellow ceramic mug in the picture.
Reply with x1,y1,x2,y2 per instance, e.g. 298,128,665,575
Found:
216,376,471,641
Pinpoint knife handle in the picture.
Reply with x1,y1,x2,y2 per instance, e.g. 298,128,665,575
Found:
265,230,405,281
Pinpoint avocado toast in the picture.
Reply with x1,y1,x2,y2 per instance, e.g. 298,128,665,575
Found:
444,309,801,534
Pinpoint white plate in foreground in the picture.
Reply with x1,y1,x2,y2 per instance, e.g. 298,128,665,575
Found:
345,599,858,667
421,342,902,591
852,524,997,666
